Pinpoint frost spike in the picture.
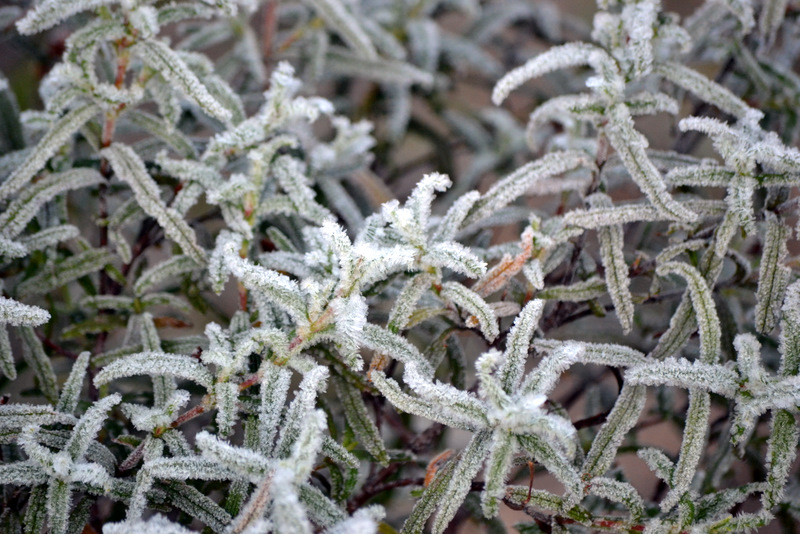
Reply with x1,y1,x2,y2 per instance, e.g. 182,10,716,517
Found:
0,103,97,201
755,214,790,333
102,144,205,264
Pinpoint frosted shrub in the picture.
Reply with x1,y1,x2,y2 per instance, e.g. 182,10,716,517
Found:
1,0,799,532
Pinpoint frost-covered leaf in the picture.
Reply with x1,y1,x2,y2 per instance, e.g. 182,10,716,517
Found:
761,409,798,510
589,477,644,523
362,324,432,376
755,214,790,333
94,352,213,390
0,104,97,201
637,447,674,485
19,326,59,404
431,431,492,534
134,40,230,122
605,103,696,221
464,151,594,227
625,357,739,397
441,281,499,342
0,404,76,432
0,325,15,380
326,48,434,87
656,261,721,363
492,43,604,105
21,225,80,252
16,0,112,34
480,430,515,518
0,297,50,327
370,371,481,431
104,514,196,534
780,281,800,377
661,389,710,511
56,352,89,415
333,375,388,465
656,63,754,120
582,384,646,479
303,0,376,59
498,299,544,393
66,393,120,461
102,144,206,264
18,248,115,298
590,194,634,333
425,242,486,278
195,431,271,482
0,169,103,238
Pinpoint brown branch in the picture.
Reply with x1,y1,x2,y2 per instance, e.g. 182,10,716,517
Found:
35,331,78,360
